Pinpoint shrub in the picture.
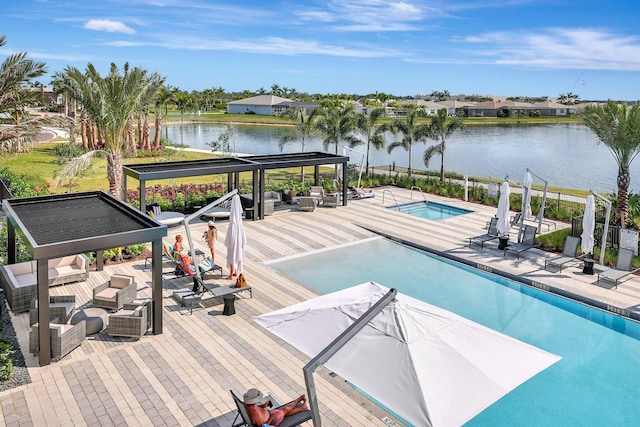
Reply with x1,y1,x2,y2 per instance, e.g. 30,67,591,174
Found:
0,340,14,381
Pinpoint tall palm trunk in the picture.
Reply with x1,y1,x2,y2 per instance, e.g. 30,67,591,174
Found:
617,167,631,226
107,150,124,200
439,142,446,182
80,111,88,149
143,114,151,150
408,144,413,177
153,111,162,149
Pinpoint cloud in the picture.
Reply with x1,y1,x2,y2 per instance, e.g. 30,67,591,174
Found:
84,19,136,34
458,28,640,71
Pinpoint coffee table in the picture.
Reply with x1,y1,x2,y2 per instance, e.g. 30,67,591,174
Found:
71,307,109,335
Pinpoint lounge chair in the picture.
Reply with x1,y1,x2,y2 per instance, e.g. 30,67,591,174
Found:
198,256,223,278
504,225,537,259
230,389,311,427
469,217,500,249
545,236,581,272
349,186,375,199
597,247,638,288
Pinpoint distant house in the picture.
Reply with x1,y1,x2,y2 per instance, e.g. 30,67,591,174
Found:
227,95,318,116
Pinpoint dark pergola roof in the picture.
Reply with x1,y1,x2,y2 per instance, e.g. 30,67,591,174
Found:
2,191,167,366
123,152,350,219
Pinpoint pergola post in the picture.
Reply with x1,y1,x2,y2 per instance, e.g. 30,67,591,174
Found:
258,169,266,220
7,220,15,265
139,179,147,214
252,170,259,221
314,165,320,185
151,239,163,334
37,258,51,366
341,160,348,206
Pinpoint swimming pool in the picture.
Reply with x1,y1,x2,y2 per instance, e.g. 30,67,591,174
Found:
268,237,640,426
391,201,472,220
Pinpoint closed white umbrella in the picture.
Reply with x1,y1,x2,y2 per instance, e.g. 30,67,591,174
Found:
224,194,246,275
581,194,596,255
496,181,511,235
254,282,560,427
522,172,533,221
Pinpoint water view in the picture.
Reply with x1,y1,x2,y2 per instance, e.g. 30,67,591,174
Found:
163,122,636,194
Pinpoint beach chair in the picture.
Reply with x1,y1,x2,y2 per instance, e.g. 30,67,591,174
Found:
504,225,537,259
597,248,638,288
230,390,311,427
198,256,223,278
469,217,500,249
545,236,581,272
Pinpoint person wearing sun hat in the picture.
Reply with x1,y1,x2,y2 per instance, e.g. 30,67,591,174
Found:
203,220,217,261
243,388,309,427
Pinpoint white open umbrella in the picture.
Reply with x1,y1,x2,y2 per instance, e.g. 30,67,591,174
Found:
254,282,561,427
224,194,246,273
581,194,596,255
496,181,511,235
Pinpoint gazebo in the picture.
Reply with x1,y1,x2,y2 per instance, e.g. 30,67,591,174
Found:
2,191,167,366
123,152,349,219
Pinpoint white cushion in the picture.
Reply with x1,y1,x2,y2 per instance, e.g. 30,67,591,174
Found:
95,288,118,302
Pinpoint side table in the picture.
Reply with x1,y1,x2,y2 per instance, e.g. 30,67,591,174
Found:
582,258,595,275
222,294,236,316
498,236,510,250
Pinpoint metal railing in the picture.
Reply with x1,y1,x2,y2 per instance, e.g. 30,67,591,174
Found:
381,189,400,210
410,185,427,203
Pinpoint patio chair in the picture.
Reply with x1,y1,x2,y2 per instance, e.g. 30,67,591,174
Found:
30,320,86,360
297,197,316,212
545,236,581,272
469,217,500,249
198,256,223,278
597,247,638,288
29,295,76,326
504,225,537,259
107,301,151,339
93,274,137,311
230,389,311,427
309,186,324,199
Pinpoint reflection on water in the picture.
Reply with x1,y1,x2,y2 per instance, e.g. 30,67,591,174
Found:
163,123,634,193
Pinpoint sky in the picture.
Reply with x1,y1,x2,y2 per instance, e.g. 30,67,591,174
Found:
2,0,640,100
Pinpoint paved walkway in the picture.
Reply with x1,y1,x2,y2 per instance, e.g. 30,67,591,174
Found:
1,187,639,426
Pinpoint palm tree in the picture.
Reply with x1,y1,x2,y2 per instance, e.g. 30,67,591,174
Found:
384,110,430,177
580,101,640,226
350,108,386,174
310,103,358,180
52,62,164,199
153,85,175,149
279,107,315,180
173,90,192,145
423,108,465,181
0,35,66,153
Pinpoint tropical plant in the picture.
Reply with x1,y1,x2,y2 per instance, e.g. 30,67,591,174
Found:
423,108,465,181
383,110,430,177
350,108,386,173
279,107,316,180
310,103,359,155
580,101,640,226
0,35,67,153
51,62,165,199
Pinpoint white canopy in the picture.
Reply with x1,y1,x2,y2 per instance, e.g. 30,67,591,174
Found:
224,194,246,273
522,172,533,221
581,194,596,255
254,282,560,427
496,181,511,235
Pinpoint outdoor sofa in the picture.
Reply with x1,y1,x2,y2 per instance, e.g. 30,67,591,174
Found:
0,254,90,313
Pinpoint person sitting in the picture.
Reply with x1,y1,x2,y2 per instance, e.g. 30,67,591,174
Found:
348,185,374,198
243,388,309,427
173,234,184,254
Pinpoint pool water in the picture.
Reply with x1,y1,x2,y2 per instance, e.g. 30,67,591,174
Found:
268,237,640,426
392,201,472,220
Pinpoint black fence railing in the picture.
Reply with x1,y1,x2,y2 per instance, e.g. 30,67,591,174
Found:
571,216,635,251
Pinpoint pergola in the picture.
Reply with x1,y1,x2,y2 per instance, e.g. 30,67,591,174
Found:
123,152,349,219
2,191,167,366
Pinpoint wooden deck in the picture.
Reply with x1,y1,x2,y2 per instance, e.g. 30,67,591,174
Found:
2,186,640,426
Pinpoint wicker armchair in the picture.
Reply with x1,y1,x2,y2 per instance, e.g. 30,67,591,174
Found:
29,295,76,326
29,320,86,360
93,274,137,311
107,301,151,339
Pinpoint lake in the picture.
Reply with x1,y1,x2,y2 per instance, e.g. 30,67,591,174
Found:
162,122,635,193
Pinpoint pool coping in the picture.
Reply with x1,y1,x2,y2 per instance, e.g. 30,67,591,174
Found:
363,226,640,324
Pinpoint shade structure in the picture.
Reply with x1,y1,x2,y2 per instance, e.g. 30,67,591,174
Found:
522,172,533,221
496,181,511,235
224,194,247,273
581,194,596,255
254,282,561,427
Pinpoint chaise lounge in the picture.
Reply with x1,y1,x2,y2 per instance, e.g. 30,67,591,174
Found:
597,247,638,288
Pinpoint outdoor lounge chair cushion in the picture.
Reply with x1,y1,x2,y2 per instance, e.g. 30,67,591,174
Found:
597,247,638,288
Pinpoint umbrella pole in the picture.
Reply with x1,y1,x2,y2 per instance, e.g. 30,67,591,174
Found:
303,288,398,427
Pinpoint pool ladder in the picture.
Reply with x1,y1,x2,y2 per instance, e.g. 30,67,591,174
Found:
410,186,428,204
382,189,400,210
